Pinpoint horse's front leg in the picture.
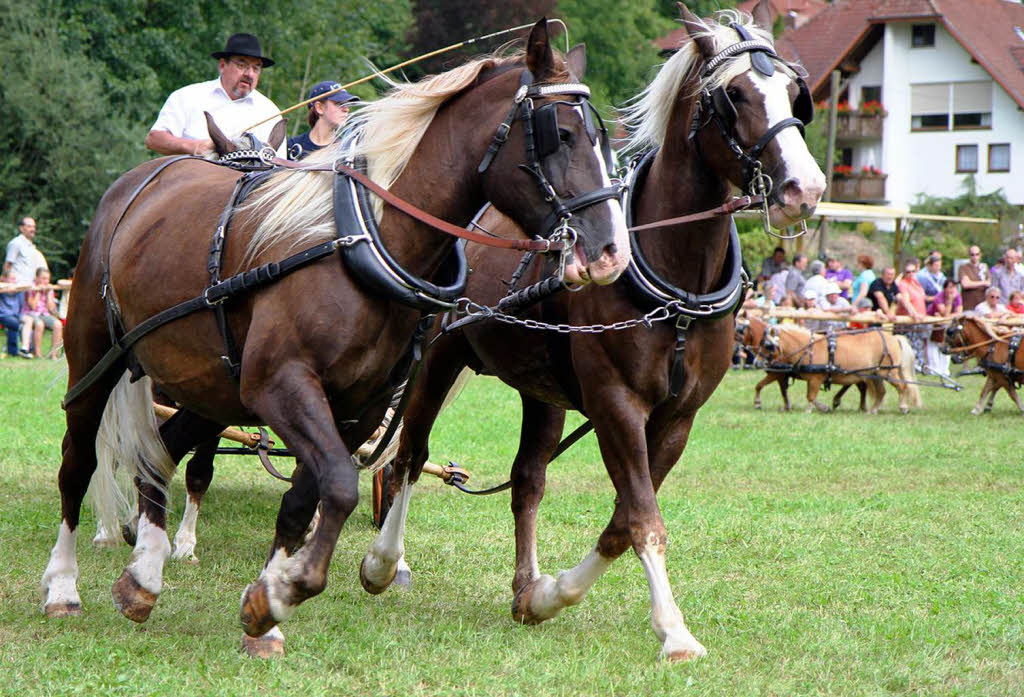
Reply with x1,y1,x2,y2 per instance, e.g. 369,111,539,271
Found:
239,363,359,639
973,375,997,415
753,373,775,409
831,383,851,411
805,378,829,412
592,394,706,661
360,335,472,594
171,436,218,563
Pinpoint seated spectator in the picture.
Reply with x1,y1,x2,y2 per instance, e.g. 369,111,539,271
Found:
803,259,829,302
824,257,853,299
0,271,24,358
758,246,786,290
1008,291,1024,315
785,254,809,308
812,282,852,332
849,298,878,329
20,267,62,359
926,279,962,378
869,266,912,320
974,287,1008,317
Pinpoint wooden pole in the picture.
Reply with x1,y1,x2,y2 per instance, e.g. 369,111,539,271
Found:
820,70,841,258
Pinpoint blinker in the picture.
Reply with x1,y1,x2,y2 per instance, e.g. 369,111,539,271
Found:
534,103,561,158
730,22,774,77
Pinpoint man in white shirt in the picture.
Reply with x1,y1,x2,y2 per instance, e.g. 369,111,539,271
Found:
4,217,48,285
145,33,285,158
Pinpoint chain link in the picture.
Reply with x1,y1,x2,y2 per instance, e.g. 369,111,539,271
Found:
454,297,680,334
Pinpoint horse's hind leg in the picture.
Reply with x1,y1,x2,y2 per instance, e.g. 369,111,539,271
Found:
42,369,125,617
806,378,829,412
361,335,472,594
171,436,218,563
973,375,996,415
110,406,224,623
831,384,852,411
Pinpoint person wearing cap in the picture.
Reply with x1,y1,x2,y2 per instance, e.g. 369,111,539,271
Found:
145,33,285,158
287,81,357,160
811,282,851,332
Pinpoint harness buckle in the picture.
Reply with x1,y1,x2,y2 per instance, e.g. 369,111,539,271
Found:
514,85,529,103
203,284,227,308
494,122,511,144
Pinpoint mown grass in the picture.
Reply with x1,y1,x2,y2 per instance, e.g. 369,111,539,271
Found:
0,359,1021,696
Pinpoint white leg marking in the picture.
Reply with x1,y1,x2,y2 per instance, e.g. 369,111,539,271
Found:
171,495,200,562
362,473,413,587
41,521,81,610
529,547,613,620
125,512,171,595
253,547,299,624
92,519,122,548
637,537,706,659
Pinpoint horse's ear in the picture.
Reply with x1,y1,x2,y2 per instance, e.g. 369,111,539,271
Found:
204,112,235,155
752,0,774,34
677,3,717,59
526,18,556,81
566,44,587,80
267,119,286,152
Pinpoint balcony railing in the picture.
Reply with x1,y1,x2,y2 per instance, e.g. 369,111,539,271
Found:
830,174,887,202
836,112,886,140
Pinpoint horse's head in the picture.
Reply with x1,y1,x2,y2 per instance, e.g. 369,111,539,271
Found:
743,316,778,359
677,1,825,228
941,316,967,362
477,20,629,286
204,111,286,160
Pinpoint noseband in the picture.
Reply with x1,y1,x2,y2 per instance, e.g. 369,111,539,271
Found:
478,69,621,240
689,23,813,197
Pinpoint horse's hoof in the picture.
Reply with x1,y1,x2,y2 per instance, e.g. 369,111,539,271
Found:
242,629,285,658
359,555,397,595
111,570,157,623
660,647,707,662
899,407,909,415
511,584,543,625
44,601,82,618
240,580,278,638
392,568,412,590
121,523,137,547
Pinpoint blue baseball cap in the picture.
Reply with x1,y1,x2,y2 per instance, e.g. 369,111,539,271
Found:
307,81,356,104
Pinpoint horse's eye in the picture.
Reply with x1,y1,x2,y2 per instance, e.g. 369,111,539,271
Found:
558,128,573,145
726,88,743,104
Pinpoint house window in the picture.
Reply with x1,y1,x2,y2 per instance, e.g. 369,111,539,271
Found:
861,85,882,105
911,83,950,130
952,81,992,130
912,24,936,48
956,145,978,173
840,147,854,167
989,144,1011,172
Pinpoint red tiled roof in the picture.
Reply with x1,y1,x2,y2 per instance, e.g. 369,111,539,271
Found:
780,0,1024,109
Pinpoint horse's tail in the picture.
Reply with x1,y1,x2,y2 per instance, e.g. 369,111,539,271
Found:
894,335,923,408
90,370,176,537
364,368,474,475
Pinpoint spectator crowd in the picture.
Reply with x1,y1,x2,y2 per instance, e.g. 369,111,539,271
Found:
2,217,65,360
747,243,1024,379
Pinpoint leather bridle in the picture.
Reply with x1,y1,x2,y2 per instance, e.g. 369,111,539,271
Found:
478,69,621,240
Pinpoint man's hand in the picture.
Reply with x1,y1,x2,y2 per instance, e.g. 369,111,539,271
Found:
145,130,216,157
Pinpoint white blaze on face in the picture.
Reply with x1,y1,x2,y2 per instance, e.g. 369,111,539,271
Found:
749,72,825,213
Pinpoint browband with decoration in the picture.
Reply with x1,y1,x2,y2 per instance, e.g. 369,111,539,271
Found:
702,39,777,76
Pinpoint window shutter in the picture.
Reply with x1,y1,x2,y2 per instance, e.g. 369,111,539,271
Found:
911,83,949,114
952,81,991,113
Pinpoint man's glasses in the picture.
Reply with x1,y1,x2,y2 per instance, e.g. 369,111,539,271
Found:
229,58,262,74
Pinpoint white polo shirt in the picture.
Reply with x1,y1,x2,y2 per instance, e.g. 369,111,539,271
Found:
150,78,285,157
5,234,47,285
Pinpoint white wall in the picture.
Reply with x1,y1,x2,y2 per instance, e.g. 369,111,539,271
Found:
847,40,885,172
882,22,1024,209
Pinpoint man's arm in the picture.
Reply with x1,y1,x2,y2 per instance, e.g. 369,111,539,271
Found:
145,130,215,156
958,267,988,290
872,290,894,319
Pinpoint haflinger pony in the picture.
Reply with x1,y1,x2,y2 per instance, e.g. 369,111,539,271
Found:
358,1,824,662
40,21,631,656
743,316,921,413
944,314,1024,414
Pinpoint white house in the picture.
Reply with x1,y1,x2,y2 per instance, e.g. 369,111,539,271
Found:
780,0,1024,210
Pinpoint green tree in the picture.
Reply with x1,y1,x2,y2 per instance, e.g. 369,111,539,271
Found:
907,176,1022,268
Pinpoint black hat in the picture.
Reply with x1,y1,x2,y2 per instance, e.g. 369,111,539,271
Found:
211,33,275,68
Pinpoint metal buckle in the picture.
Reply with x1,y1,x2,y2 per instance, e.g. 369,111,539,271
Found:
514,85,528,103
203,284,227,307
494,122,511,144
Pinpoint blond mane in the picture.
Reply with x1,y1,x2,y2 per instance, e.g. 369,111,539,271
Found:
619,9,794,155
240,54,526,265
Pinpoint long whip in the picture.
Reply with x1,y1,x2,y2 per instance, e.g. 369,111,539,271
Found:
242,20,568,133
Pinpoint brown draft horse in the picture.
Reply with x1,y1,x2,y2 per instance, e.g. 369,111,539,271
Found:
743,316,922,413
40,22,630,655
358,3,825,661
944,315,1024,414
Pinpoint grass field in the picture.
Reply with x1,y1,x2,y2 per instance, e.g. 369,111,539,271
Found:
0,358,1021,696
